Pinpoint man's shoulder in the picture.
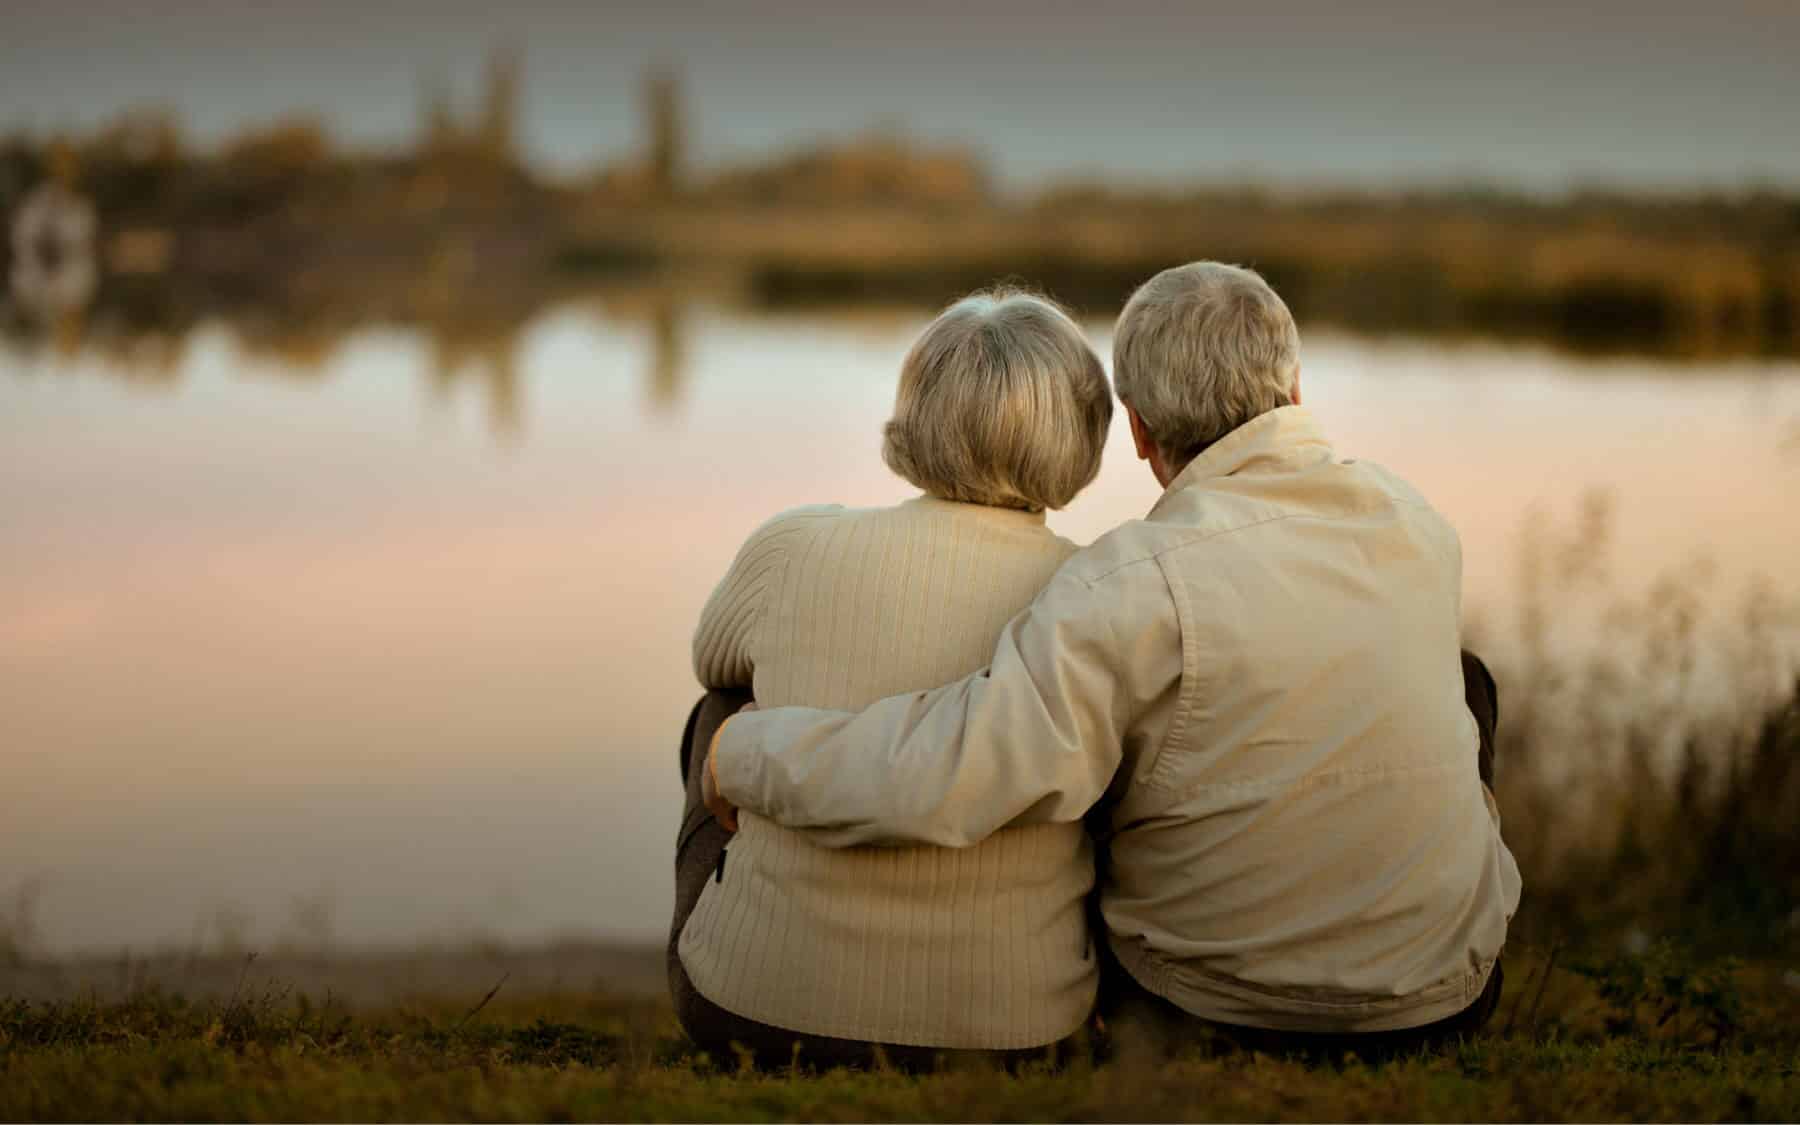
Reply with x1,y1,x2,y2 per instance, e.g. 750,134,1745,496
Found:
1341,459,1462,550
1056,518,1183,588
1018,522,1182,659
1346,457,1438,512
1058,491,1282,586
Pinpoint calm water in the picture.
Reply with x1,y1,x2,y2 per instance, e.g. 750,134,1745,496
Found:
4,304,1799,954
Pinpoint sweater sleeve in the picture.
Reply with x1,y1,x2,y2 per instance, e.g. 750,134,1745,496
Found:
713,561,1177,847
692,506,837,690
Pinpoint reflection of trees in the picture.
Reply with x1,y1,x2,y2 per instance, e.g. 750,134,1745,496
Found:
2,279,189,389
647,295,686,413
3,279,701,442
234,319,342,376
575,284,691,415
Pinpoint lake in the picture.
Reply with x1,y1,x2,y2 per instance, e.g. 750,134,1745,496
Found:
4,302,1798,954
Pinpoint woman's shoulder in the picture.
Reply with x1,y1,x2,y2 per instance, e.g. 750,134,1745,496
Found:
742,499,1078,562
853,498,1081,559
1043,529,1084,560
759,503,848,531
726,503,846,559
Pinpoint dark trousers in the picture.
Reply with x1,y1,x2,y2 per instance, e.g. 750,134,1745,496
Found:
1094,649,1507,1063
667,688,1070,1071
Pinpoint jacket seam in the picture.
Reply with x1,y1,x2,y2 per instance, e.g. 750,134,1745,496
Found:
1142,553,1198,792
1080,511,1315,586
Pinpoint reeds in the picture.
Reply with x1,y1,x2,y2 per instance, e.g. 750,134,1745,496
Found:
1479,491,1800,946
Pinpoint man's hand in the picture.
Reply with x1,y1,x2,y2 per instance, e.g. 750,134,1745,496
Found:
702,701,756,831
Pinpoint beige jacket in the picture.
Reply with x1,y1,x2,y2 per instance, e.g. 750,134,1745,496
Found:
717,407,1522,1033
682,497,1097,1049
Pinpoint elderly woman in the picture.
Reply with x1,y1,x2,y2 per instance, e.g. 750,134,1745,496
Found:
668,291,1113,1068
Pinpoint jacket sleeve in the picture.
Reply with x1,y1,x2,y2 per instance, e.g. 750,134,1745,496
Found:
713,564,1172,848
691,508,834,690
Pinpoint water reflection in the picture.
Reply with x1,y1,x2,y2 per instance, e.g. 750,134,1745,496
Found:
424,310,525,442
2,283,700,441
2,306,1798,955
13,277,1800,454
646,296,686,414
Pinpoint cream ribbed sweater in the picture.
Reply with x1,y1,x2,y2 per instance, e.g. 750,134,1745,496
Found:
679,496,1098,1049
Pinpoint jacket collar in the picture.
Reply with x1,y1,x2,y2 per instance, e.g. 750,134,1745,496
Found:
1148,406,1332,517
902,493,1048,526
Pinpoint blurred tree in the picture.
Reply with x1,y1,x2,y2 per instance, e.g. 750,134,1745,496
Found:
223,118,330,177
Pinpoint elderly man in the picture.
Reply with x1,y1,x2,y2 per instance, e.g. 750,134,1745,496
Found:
706,262,1520,1056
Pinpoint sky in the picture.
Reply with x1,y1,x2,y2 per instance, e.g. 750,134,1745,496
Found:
4,0,1800,191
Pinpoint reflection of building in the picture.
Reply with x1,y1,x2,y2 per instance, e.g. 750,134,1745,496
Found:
646,296,685,412
427,318,524,443
585,287,691,415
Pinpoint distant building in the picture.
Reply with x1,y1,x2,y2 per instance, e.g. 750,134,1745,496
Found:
418,45,524,169
422,74,458,154
643,67,686,199
479,47,522,166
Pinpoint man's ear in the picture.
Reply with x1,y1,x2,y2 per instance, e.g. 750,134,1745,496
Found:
1290,369,1303,407
1126,405,1156,462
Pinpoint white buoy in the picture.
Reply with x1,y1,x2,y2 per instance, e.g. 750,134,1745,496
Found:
9,182,99,320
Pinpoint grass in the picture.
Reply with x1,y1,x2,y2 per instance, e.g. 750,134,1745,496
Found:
2,942,1797,1122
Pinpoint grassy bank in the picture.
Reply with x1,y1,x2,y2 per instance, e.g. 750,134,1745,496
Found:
3,942,1797,1122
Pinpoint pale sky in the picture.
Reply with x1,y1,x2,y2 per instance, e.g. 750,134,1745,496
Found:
4,0,1799,191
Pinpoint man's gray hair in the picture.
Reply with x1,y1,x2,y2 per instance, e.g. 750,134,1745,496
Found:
1112,262,1300,467
883,289,1112,512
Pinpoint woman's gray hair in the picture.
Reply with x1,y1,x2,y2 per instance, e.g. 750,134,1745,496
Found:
883,289,1112,512
1112,262,1300,468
